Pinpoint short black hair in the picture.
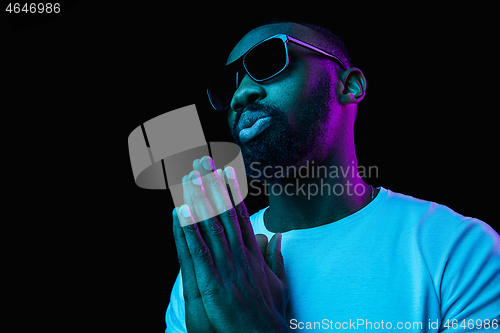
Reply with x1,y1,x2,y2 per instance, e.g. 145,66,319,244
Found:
298,22,353,69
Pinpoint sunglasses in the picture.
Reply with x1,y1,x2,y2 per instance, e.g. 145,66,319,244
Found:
207,34,348,111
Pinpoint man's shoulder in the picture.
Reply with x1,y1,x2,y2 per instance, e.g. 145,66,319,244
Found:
382,188,472,226
380,188,497,244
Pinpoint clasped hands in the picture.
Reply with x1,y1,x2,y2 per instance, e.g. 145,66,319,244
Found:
172,156,290,333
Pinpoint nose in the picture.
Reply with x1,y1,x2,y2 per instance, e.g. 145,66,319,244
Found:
230,73,266,112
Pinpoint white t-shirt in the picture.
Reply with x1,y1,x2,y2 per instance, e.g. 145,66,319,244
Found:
165,187,500,332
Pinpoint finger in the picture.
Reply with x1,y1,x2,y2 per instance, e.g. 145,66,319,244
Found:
224,166,259,254
183,172,231,265
192,158,202,175
178,204,220,290
182,174,199,223
221,169,237,208
173,207,217,333
198,156,234,218
196,156,244,255
192,158,200,168
221,171,250,255
266,233,287,286
223,166,244,206
183,169,214,222
190,158,226,220
172,208,204,303
254,234,268,260
216,168,224,184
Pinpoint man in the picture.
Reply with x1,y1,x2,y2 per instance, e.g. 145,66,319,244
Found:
166,21,500,332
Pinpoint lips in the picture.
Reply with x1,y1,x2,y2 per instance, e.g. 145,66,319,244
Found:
239,117,272,143
238,111,272,144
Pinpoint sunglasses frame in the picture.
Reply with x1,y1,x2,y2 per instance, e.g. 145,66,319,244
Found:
207,33,349,111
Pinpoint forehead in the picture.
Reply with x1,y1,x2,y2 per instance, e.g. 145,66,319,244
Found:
226,22,324,65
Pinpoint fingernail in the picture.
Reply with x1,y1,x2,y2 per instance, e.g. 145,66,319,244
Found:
190,171,201,185
201,157,214,171
225,166,236,179
216,169,223,180
179,204,192,218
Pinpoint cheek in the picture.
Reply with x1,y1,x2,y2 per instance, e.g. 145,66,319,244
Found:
281,61,329,112
282,68,328,129
267,66,313,129
227,111,236,128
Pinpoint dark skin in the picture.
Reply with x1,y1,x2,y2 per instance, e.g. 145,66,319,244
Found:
172,22,371,332
226,23,372,233
173,162,288,333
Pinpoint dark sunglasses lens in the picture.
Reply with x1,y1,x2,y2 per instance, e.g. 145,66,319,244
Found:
208,68,237,111
244,38,287,80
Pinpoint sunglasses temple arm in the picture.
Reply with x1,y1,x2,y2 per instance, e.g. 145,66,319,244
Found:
287,36,348,71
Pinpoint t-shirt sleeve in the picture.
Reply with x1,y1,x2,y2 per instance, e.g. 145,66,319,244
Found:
439,218,500,331
165,271,187,333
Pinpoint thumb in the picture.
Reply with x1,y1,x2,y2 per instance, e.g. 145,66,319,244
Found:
266,233,286,283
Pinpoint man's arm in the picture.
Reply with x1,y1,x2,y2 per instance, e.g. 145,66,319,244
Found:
439,218,500,331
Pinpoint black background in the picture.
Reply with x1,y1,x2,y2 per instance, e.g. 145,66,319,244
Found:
3,3,498,332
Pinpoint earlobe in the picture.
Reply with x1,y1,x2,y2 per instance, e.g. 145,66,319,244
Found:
338,67,366,105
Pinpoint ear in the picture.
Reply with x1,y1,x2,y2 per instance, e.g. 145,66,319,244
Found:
337,67,366,105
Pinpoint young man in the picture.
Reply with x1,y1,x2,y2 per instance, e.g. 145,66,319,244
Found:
166,22,500,332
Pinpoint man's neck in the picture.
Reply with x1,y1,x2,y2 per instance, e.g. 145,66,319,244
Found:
263,157,375,233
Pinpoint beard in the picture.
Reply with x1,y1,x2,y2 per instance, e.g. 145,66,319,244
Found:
230,76,334,185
